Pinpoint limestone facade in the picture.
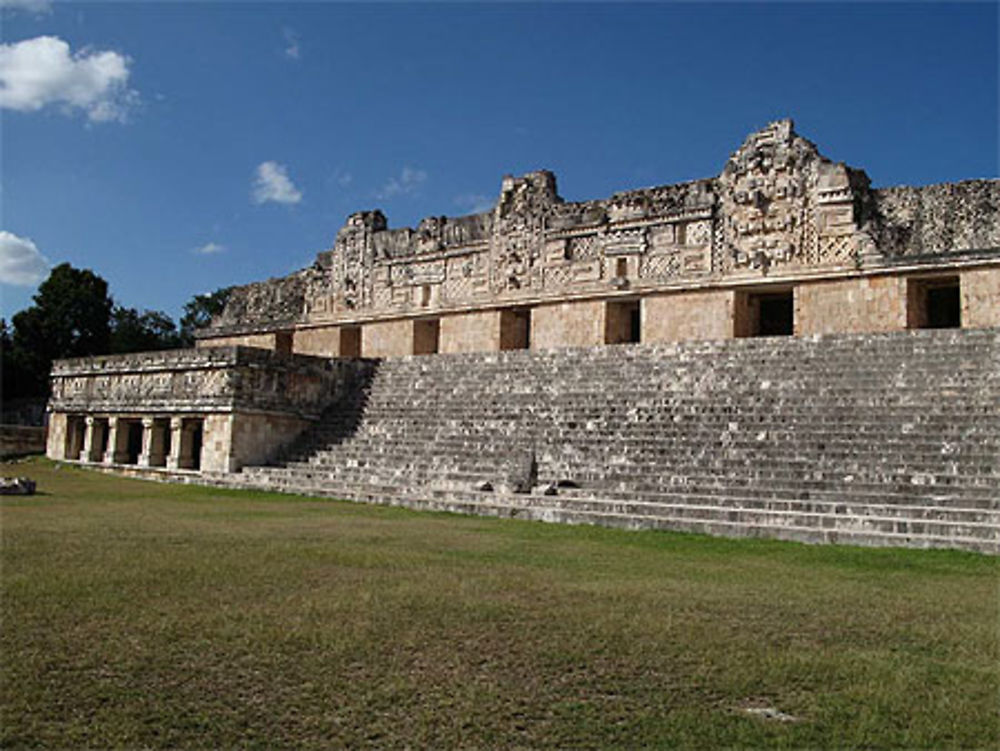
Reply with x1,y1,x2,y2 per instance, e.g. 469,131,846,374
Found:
46,120,999,486
46,347,371,473
194,119,999,356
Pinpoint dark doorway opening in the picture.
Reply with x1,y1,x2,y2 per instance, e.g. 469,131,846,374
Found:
736,290,794,337
65,415,86,460
125,420,143,465
274,331,293,356
340,326,362,357
189,421,203,471
757,293,794,336
500,308,532,350
909,277,960,329
161,420,172,461
413,318,440,355
606,300,641,344
95,418,110,460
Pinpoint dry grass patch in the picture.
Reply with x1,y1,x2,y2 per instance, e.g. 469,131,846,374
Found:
2,458,997,748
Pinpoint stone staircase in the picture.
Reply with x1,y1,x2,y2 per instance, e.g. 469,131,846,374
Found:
223,329,1000,553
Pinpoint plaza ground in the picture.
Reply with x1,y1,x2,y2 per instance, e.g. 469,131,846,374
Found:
2,458,997,749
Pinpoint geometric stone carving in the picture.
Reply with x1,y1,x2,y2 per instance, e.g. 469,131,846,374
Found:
199,119,998,337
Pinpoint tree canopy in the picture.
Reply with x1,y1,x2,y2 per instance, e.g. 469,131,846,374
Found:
2,264,231,401
179,287,232,346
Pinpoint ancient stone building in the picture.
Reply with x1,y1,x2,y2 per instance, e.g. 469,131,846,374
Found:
197,119,999,356
45,121,1000,552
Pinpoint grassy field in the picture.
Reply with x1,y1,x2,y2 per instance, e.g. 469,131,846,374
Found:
2,458,997,749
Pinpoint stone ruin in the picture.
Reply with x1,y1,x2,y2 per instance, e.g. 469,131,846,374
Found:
44,120,1000,552
199,118,1000,355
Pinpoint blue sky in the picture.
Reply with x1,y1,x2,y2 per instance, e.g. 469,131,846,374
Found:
1,1,997,321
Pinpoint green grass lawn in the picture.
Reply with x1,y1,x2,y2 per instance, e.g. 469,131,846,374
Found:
2,458,997,749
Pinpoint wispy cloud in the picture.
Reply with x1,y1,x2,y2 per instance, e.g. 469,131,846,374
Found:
283,27,300,60
0,0,52,14
252,161,303,205
193,242,225,255
333,169,353,188
0,35,138,123
454,193,494,213
0,230,50,286
375,166,427,200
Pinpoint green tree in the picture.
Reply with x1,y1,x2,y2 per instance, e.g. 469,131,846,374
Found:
110,306,182,353
179,286,232,345
8,263,113,397
0,319,25,401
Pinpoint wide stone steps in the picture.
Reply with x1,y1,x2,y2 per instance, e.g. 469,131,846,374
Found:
285,450,998,487
233,474,999,534
302,436,997,459
234,328,999,552
220,475,998,555
239,465,998,511
245,453,999,501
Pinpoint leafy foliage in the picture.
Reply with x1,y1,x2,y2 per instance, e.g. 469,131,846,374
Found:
110,306,182,354
1,265,229,399
179,287,232,345
6,264,113,399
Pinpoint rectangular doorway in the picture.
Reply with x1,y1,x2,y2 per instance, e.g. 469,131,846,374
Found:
413,318,440,355
500,308,531,350
908,276,960,329
736,290,794,337
339,326,362,357
605,300,641,344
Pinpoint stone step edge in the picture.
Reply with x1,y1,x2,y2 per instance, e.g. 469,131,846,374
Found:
225,476,1000,531
214,477,999,554
247,465,1000,496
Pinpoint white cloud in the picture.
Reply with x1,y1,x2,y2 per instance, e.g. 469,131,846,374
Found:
0,0,52,14
252,161,303,205
193,242,225,255
334,169,352,187
0,35,137,123
375,166,428,200
283,27,300,60
454,193,494,213
0,231,50,286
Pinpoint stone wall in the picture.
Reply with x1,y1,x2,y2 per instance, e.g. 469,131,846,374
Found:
531,300,605,350
362,320,413,358
962,267,1000,328
643,290,734,343
207,269,310,336
196,119,1000,350
47,347,374,472
796,276,907,335
229,412,312,469
293,326,342,357
440,310,501,354
3,425,46,458
50,347,365,419
196,331,283,351
872,181,1000,258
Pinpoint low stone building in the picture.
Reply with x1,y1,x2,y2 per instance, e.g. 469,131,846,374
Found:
47,347,369,473
44,120,1000,551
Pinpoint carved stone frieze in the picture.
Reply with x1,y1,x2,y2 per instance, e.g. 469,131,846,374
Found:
604,228,647,256
198,119,997,337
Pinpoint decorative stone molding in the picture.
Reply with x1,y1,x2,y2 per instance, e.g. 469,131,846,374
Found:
196,119,999,336
49,347,373,420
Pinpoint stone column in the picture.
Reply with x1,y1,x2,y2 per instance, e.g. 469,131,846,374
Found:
166,417,184,470
166,417,198,470
82,416,102,462
64,416,84,460
138,417,167,467
103,416,130,464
